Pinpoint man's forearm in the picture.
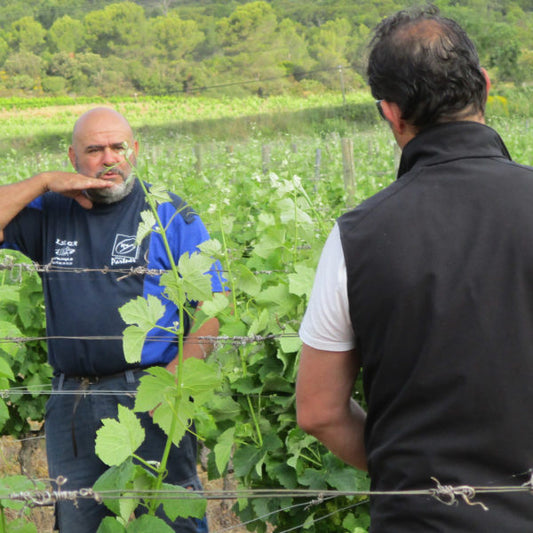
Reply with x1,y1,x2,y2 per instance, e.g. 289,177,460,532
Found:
0,174,48,237
305,398,367,471
0,171,114,242
296,344,367,470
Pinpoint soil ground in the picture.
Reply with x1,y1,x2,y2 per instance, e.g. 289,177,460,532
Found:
0,435,251,532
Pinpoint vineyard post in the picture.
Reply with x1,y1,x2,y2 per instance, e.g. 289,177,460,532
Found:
262,144,271,175
314,148,322,192
341,137,356,208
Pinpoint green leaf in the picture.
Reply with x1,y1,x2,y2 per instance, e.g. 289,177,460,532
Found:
96,517,127,533
257,213,276,232
0,320,22,357
120,296,166,364
298,468,327,490
233,263,261,297
2,518,38,533
253,229,286,259
323,453,370,491
278,197,313,227
135,366,176,412
119,295,165,329
268,462,297,489
279,325,302,354
232,376,262,395
0,355,15,380
135,360,219,423
0,398,9,431
233,432,283,479
0,476,44,512
213,427,235,475
233,445,263,478
148,184,173,206
178,252,215,303
325,465,364,492
247,308,269,337
197,239,223,260
93,459,140,518
125,514,174,532
160,271,185,308
206,394,241,421
135,366,202,448
136,209,156,245
160,483,206,521
255,284,299,316
0,285,21,303
180,357,221,404
152,396,194,448
199,292,229,317
122,325,147,364
25,368,52,397
95,406,145,466
288,264,315,297
302,514,316,529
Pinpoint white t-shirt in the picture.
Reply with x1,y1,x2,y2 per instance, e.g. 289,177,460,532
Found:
298,223,356,351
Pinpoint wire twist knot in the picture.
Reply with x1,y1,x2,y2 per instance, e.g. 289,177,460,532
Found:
430,477,488,511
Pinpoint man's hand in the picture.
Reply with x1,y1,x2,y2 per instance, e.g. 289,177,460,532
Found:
39,171,114,209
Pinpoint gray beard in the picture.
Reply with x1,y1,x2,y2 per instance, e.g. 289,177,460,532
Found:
84,170,136,204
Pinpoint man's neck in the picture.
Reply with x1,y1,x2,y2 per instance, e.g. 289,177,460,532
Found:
396,113,486,150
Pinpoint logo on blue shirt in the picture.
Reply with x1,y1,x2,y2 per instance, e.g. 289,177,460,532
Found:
111,234,139,265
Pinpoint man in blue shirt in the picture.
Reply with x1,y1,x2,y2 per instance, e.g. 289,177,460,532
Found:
0,107,222,532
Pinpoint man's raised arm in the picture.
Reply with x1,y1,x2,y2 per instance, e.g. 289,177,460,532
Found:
0,172,113,242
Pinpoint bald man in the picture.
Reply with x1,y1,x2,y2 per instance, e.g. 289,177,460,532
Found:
0,108,219,532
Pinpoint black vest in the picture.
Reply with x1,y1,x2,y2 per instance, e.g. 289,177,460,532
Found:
338,122,533,532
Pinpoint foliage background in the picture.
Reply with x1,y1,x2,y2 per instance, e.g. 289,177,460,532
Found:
0,0,531,97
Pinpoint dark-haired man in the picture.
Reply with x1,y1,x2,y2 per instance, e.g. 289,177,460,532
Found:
0,107,221,532
297,7,533,531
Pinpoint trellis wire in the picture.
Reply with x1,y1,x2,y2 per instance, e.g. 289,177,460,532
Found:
4,469,533,533
0,333,298,345
0,261,290,277
6,475,533,510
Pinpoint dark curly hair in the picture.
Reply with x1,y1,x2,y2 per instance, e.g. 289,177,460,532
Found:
367,5,488,130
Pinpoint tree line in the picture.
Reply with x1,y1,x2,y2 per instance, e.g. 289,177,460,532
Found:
0,0,531,98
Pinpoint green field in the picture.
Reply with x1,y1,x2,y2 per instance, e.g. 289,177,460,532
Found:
1,92,533,532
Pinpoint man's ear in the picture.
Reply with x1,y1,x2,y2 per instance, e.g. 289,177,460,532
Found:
68,146,76,169
380,101,406,134
380,101,418,148
481,67,491,94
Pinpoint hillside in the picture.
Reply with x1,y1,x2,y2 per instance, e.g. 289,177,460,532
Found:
0,0,531,97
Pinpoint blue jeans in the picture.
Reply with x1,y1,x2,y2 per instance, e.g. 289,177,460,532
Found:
45,370,208,533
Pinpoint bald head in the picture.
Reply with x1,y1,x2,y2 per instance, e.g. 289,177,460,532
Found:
69,107,139,204
72,107,134,150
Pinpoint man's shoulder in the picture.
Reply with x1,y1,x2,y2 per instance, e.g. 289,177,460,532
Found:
339,177,410,230
143,183,197,224
165,191,197,224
